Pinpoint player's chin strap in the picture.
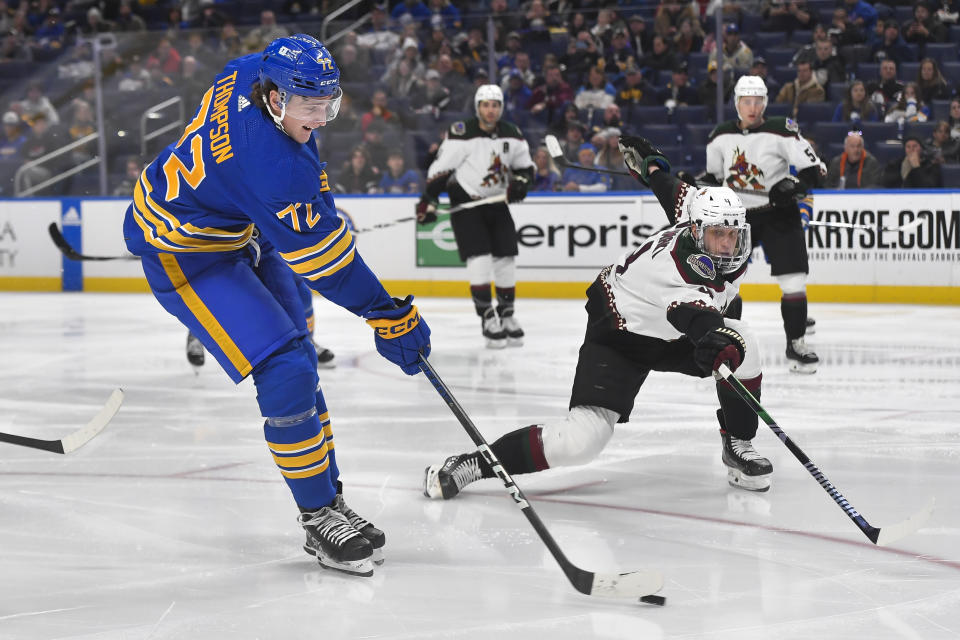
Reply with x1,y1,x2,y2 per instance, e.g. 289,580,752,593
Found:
262,93,291,138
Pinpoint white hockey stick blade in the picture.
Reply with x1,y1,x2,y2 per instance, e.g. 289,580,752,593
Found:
544,134,563,160
589,569,664,599
875,496,935,547
886,217,924,233
60,389,124,454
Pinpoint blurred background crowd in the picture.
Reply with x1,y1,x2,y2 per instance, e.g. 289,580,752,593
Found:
1,0,959,197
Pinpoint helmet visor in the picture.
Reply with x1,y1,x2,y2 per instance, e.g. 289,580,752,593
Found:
698,223,751,273
283,87,342,122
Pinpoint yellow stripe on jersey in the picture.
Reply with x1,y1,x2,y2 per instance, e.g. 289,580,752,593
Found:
279,219,349,261
271,442,329,468
158,254,252,376
285,232,353,276
302,246,355,281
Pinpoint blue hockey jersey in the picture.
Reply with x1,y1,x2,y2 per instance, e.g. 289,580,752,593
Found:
123,53,391,316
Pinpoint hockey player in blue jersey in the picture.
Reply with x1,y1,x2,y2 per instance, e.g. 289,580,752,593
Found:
123,34,431,577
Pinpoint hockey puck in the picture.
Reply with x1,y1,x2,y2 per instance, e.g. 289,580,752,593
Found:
639,595,667,606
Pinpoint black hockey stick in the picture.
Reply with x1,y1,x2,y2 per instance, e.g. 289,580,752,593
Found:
544,134,632,177
351,194,508,233
715,364,934,546
0,389,123,454
48,223,139,262
418,353,665,604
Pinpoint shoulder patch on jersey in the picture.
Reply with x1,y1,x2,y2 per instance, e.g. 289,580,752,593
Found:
785,118,799,133
237,94,250,111
450,121,466,136
687,254,717,280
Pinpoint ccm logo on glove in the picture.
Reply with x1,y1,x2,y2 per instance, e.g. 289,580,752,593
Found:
367,308,422,337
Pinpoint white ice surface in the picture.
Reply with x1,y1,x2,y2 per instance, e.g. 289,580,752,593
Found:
0,293,957,640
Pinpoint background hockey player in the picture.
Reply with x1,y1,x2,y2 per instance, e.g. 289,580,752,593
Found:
123,35,431,577
423,135,773,500
705,75,824,373
186,276,336,369
415,84,535,348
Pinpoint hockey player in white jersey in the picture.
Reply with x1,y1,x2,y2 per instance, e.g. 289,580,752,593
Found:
415,84,535,348
423,136,773,499
705,75,824,373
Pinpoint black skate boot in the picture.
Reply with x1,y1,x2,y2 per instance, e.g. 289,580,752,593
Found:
313,340,336,369
423,452,485,499
497,307,524,347
720,430,773,492
805,316,816,335
481,308,507,349
186,331,204,368
298,504,374,576
786,337,818,374
334,481,385,565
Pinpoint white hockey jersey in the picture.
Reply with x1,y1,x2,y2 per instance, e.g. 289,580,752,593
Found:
599,224,746,340
426,118,534,199
705,116,823,209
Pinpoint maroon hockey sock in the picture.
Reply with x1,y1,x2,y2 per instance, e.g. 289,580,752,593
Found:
716,374,762,440
470,284,493,316
478,425,549,477
781,293,808,341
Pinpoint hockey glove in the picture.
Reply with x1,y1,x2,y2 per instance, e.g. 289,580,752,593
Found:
694,326,746,375
676,170,698,187
365,295,431,375
416,197,438,225
507,175,529,203
618,135,671,186
769,175,806,209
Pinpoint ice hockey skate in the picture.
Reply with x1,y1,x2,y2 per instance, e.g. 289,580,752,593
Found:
786,337,818,373
334,482,385,565
299,505,374,577
423,453,484,499
186,332,204,368
313,340,336,369
499,310,524,347
805,317,816,335
721,430,773,492
481,308,507,349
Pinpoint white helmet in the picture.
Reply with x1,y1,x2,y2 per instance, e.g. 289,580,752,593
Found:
474,83,503,117
733,75,767,121
687,187,751,274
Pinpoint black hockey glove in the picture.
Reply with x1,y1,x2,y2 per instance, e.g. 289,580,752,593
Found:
618,135,671,186
694,326,746,375
416,197,438,225
769,175,807,209
507,175,529,203
676,170,698,187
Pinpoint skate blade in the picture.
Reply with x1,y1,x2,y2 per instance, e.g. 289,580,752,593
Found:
506,336,524,347
788,361,818,374
304,545,375,577
372,547,384,565
485,338,507,349
726,467,771,492
317,360,336,370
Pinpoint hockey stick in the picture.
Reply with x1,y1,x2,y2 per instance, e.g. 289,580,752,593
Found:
351,193,508,233
0,389,124,454
544,134,633,177
418,353,666,604
715,364,934,546
48,223,139,262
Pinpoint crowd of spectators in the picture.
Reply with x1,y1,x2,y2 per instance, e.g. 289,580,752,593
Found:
2,0,960,196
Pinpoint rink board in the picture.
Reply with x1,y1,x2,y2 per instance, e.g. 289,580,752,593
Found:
0,191,958,303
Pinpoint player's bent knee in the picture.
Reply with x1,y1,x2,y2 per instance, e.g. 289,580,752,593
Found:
541,405,617,467
252,337,320,417
725,319,762,378
775,272,807,295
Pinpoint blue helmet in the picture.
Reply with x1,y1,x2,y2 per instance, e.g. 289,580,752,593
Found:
258,34,340,99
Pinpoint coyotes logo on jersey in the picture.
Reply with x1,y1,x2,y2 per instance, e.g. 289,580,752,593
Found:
480,152,505,188
726,147,766,191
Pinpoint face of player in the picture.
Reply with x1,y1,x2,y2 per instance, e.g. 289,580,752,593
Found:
737,95,765,128
477,99,502,128
270,88,342,144
701,226,740,257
